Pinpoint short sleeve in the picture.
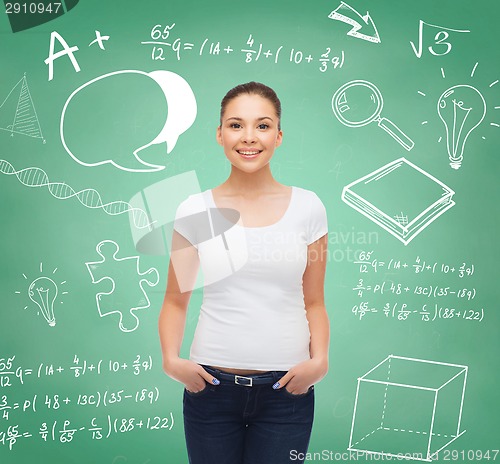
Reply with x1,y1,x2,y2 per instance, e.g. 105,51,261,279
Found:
306,193,328,245
173,195,202,249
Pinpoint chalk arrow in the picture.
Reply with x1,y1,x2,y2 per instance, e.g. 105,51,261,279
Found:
328,1,381,44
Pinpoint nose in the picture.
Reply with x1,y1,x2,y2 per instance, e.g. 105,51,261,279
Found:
241,127,257,143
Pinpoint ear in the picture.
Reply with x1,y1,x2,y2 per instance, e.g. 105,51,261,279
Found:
275,130,283,148
216,126,223,146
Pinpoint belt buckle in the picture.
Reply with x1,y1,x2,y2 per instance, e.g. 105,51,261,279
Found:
234,375,253,387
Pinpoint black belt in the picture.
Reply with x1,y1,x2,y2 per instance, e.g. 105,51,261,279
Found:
202,365,286,387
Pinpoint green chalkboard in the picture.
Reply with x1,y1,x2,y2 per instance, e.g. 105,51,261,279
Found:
1,0,499,462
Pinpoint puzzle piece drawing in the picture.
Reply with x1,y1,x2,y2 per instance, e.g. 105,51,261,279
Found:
85,240,159,332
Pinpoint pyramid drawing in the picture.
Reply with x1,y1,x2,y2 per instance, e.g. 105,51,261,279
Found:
0,74,44,142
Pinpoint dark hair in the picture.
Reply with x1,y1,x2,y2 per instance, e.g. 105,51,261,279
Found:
220,81,282,130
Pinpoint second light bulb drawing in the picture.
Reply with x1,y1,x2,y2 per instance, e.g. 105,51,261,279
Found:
15,263,69,327
28,277,58,327
437,85,486,170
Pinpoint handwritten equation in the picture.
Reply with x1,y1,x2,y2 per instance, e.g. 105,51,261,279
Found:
0,354,152,388
353,280,476,300
0,386,160,421
141,23,345,73
354,251,475,276
350,251,483,322
352,301,484,322
0,414,174,451
0,353,171,452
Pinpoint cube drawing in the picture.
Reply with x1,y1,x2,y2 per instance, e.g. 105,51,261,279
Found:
348,355,468,461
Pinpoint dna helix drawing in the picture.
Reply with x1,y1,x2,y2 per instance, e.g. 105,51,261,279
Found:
0,159,153,229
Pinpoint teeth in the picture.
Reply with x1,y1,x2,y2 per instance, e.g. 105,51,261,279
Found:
239,151,259,155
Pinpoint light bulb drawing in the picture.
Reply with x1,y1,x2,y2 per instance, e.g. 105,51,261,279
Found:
28,277,58,327
437,85,486,169
417,62,499,169
15,262,68,327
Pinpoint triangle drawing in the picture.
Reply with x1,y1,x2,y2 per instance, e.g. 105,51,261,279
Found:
0,74,45,142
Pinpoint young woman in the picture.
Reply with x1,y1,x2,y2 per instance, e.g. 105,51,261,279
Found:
159,82,329,464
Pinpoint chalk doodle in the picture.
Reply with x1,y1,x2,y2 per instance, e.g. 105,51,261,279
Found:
15,262,69,327
88,30,110,50
328,1,381,44
27,277,58,327
44,30,81,82
349,355,468,462
341,158,455,245
0,74,45,142
85,240,159,332
437,85,486,169
418,63,498,166
332,80,414,151
60,70,197,172
410,20,470,58
0,160,153,229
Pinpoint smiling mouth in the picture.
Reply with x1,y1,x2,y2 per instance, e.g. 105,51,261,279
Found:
237,149,262,158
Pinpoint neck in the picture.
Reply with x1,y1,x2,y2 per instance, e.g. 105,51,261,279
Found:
222,165,280,194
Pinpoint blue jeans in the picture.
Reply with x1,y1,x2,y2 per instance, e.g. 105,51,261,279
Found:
183,365,314,464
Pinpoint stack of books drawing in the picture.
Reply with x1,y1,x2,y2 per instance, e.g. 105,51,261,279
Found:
342,158,455,245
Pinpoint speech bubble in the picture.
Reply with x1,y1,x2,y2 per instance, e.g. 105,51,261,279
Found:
147,70,198,154
60,70,197,173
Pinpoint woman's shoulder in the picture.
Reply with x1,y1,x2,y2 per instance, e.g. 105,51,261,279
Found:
291,187,328,241
291,186,324,205
290,186,328,222
175,190,212,217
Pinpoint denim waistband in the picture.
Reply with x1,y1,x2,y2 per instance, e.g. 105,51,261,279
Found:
201,365,287,387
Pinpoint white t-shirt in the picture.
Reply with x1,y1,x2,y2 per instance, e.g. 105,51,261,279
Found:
173,186,328,371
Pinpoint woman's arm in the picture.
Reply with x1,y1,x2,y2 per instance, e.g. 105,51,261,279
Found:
275,233,330,394
303,232,330,371
158,232,219,392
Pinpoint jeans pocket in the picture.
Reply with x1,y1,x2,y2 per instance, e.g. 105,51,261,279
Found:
282,385,314,399
184,382,211,397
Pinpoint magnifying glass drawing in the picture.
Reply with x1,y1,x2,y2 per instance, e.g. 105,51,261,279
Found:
332,80,414,151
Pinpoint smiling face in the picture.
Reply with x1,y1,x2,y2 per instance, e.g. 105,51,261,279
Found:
217,93,283,174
